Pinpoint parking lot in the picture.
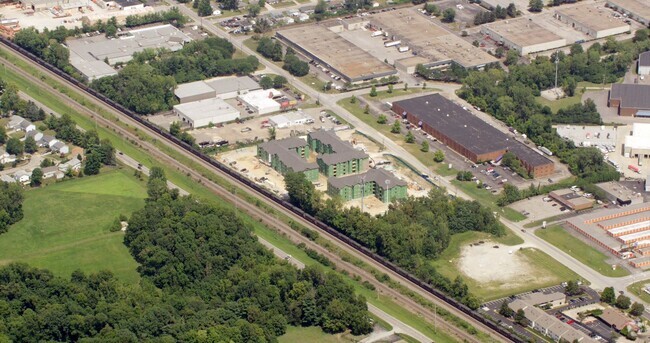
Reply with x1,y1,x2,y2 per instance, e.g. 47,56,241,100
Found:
509,195,577,223
555,124,619,150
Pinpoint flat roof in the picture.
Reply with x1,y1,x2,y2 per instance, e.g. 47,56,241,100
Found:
276,25,395,81
550,189,595,207
204,76,260,95
521,292,565,305
173,98,239,120
328,168,407,190
69,59,117,81
610,84,650,109
607,0,650,20
625,123,650,150
555,3,631,32
370,8,497,68
597,181,644,201
482,18,564,48
393,94,552,167
239,89,281,109
174,81,216,99
259,137,318,172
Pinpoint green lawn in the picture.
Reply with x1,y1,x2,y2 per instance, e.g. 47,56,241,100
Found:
451,180,526,222
534,82,604,113
535,225,629,277
361,87,431,101
627,280,650,304
429,231,579,301
0,168,146,284
278,326,362,343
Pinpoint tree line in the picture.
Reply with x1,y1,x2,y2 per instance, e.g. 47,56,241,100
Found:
0,182,23,234
256,37,310,77
91,37,259,114
0,169,372,342
285,172,504,309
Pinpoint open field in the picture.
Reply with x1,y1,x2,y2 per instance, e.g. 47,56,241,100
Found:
451,180,526,222
0,168,146,284
279,326,363,343
627,280,650,304
361,87,430,101
535,225,629,277
430,231,580,301
535,82,605,112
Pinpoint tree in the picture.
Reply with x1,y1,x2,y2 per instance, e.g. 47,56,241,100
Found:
350,96,357,104
0,126,6,145
369,85,377,97
377,114,387,124
442,8,456,23
494,5,507,19
387,84,393,94
630,302,645,316
563,77,577,97
504,50,519,66
499,300,514,317
268,126,276,140
616,295,631,310
633,29,649,42
514,308,526,325
5,137,24,156
495,47,505,58
283,55,309,76
273,75,287,88
314,0,327,20
0,182,24,234
254,17,272,33
421,140,429,152
364,104,370,114
248,4,261,17
405,131,415,143
456,171,473,181
197,0,213,16
83,153,102,175
260,75,274,89
24,136,37,154
601,287,616,304
506,2,517,17
404,83,408,91
563,280,582,296
221,0,239,10
528,0,543,12
30,168,43,187
390,121,401,133
40,158,54,168
285,172,319,214
433,149,445,162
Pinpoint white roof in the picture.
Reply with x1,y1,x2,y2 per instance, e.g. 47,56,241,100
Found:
204,76,260,95
625,123,650,150
238,89,281,110
0,174,15,183
173,98,239,121
174,81,216,99
270,111,309,125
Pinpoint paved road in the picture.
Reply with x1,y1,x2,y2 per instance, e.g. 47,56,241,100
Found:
179,0,650,315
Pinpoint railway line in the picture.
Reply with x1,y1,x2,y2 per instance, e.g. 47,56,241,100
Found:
0,39,517,343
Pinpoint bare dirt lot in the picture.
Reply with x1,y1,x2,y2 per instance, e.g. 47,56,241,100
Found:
458,243,556,290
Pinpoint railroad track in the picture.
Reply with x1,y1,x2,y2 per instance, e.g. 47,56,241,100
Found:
0,42,517,343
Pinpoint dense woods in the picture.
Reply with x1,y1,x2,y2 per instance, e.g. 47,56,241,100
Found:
0,182,23,234
0,169,372,342
0,82,46,122
286,172,503,308
91,37,259,114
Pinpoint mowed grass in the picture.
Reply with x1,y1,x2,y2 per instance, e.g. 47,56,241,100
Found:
450,180,526,222
0,168,146,284
430,231,579,301
278,326,362,343
627,280,650,304
535,225,630,277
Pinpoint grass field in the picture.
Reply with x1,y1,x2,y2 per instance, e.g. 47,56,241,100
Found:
279,326,362,343
429,231,579,301
0,168,146,284
535,82,607,113
450,180,526,222
535,225,629,277
627,280,650,303
361,87,430,101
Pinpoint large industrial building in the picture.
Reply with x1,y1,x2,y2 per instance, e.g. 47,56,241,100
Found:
554,4,631,39
606,0,650,26
392,94,554,178
173,98,240,128
276,25,396,84
639,51,650,76
327,168,408,203
370,8,498,69
623,123,650,159
68,24,192,80
480,18,566,55
608,84,650,117
565,203,650,267
174,76,261,103
257,137,319,181
308,130,369,178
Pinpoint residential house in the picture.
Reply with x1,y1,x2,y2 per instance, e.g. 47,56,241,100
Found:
58,157,82,172
0,174,16,183
51,141,70,155
25,130,44,143
13,170,31,184
18,120,36,132
6,116,25,130
39,135,58,148
42,166,64,180
0,148,16,164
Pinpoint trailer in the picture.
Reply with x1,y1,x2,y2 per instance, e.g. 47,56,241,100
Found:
539,146,553,156
398,46,410,53
384,40,401,47
371,30,383,37
628,164,640,173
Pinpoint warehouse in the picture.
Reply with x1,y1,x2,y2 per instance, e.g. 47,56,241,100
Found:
238,89,282,115
481,18,566,55
173,98,240,128
608,84,650,117
276,25,396,83
623,123,650,159
392,94,554,178
639,52,650,76
308,130,369,178
327,168,408,203
257,137,319,181
370,8,498,69
549,189,595,211
554,4,630,39
175,81,217,104
606,0,650,26
205,76,261,99
269,111,312,128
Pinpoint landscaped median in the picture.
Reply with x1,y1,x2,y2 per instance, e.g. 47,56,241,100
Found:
535,224,630,277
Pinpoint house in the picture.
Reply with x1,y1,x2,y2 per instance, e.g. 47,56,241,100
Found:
39,135,58,148
18,120,36,132
25,130,44,142
0,148,16,164
51,141,70,155
6,116,26,131
13,170,31,184
58,157,82,172
42,166,64,180
0,174,16,183
599,308,636,331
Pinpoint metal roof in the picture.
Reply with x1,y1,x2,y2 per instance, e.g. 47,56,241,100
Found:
610,84,650,109
204,76,261,95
